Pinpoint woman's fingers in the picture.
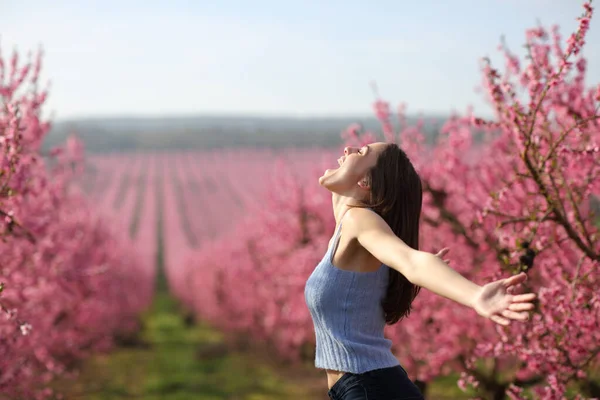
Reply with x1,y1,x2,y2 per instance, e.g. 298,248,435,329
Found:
434,248,450,264
490,315,510,326
435,247,450,258
508,302,535,311
512,293,537,303
503,272,527,288
501,309,529,321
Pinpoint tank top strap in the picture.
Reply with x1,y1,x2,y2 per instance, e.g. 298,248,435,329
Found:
329,213,345,254
330,206,380,256
330,206,376,256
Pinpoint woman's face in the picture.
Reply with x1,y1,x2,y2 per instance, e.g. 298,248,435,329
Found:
319,142,388,196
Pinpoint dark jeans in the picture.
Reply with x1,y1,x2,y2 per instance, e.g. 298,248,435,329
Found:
327,366,424,400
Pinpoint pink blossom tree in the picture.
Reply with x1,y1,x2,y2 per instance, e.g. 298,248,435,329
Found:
340,2,599,397
0,45,153,399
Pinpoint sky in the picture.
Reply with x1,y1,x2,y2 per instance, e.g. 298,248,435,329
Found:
1,0,599,120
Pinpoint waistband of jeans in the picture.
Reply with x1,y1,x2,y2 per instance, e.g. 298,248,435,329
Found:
329,372,361,397
328,366,405,397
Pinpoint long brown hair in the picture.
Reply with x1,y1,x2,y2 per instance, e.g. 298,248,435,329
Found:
354,143,423,325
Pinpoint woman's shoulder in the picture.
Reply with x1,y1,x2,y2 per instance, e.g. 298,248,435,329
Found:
344,207,386,236
345,206,380,220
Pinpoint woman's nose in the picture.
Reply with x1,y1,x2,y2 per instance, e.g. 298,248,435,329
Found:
344,146,356,155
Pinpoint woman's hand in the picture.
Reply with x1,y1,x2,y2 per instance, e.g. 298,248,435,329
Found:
434,247,451,264
472,272,537,326
435,247,537,326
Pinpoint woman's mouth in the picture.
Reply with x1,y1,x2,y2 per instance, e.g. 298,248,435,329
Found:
337,156,345,166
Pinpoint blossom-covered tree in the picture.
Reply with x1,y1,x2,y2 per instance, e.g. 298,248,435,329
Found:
0,45,154,399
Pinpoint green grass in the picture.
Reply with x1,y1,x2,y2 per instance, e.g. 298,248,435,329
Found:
52,292,325,400
427,375,471,399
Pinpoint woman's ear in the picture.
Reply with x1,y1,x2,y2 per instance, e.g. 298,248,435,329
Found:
358,179,370,190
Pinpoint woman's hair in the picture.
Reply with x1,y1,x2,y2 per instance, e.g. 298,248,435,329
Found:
355,142,423,325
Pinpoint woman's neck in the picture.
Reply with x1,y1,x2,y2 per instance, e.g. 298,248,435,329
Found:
331,193,363,224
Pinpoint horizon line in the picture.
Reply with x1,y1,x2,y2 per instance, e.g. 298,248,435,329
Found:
52,110,457,123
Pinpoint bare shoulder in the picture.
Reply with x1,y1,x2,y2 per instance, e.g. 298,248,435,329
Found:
344,207,391,237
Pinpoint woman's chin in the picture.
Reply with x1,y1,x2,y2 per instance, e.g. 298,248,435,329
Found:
318,174,328,186
318,169,336,187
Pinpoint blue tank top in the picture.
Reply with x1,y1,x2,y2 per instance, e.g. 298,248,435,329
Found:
304,212,400,373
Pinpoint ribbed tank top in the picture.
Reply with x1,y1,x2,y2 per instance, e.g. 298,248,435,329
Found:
304,212,400,373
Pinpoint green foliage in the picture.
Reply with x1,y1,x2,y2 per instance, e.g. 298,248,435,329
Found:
51,293,322,400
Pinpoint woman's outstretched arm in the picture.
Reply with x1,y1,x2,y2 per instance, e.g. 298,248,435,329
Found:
345,208,537,326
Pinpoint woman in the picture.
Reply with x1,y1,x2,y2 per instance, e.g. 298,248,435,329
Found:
304,142,537,400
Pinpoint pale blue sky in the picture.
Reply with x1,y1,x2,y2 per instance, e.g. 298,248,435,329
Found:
1,0,598,120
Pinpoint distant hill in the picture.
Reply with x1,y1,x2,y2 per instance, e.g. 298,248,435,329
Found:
42,114,450,153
